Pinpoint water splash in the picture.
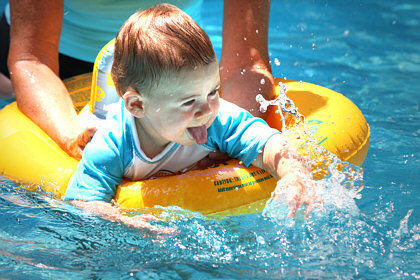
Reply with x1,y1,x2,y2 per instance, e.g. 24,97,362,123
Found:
256,82,304,132
257,82,364,225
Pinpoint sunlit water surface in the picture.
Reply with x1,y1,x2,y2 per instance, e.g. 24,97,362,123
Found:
1,0,419,279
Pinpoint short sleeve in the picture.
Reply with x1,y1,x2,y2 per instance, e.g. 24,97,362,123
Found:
64,103,129,202
204,99,281,167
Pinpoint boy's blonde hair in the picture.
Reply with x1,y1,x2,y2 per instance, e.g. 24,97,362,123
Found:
111,3,216,96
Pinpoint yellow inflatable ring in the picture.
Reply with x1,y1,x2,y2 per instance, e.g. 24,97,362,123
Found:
0,75,369,216
0,39,370,216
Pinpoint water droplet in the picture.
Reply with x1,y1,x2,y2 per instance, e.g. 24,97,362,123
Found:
260,78,265,85
256,235,266,245
244,37,247,41
274,58,281,66
256,29,259,34
312,43,316,50
344,30,350,36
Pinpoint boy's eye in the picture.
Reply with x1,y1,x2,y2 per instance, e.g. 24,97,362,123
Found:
208,89,219,97
182,99,195,106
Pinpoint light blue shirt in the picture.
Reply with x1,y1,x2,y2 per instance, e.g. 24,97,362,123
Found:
65,99,280,201
5,0,203,62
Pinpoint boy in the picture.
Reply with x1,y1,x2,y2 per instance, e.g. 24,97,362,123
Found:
65,4,315,229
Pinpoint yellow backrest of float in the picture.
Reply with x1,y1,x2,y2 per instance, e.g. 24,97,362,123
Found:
0,103,77,197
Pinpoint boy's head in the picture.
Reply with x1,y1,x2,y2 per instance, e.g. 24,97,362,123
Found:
111,3,217,96
111,4,220,147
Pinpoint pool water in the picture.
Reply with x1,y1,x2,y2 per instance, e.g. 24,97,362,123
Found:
1,0,419,278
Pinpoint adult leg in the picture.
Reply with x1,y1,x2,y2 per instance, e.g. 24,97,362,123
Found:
0,13,13,98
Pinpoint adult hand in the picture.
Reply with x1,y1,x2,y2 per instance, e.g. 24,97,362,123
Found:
220,64,275,119
65,126,97,160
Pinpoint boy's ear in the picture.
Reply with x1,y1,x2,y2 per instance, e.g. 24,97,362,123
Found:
123,89,145,118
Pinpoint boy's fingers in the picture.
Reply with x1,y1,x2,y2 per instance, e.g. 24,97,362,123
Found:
287,195,301,218
141,214,159,221
303,201,313,219
130,216,176,234
195,150,230,169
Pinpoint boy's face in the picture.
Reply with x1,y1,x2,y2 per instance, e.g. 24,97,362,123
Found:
138,61,220,147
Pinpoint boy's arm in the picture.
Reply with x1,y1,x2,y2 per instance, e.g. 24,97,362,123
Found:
67,162,167,231
64,115,168,232
253,134,316,218
69,200,167,231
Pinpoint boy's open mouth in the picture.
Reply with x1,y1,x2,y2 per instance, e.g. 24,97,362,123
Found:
187,125,207,145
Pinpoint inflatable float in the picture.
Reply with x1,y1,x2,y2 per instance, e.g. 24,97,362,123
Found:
0,42,370,216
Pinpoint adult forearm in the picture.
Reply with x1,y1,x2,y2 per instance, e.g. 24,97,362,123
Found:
9,61,81,157
221,0,271,72
220,0,275,118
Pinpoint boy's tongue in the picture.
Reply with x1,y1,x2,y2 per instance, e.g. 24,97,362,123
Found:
187,125,207,145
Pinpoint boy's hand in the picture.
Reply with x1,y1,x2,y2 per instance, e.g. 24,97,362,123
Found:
273,173,317,219
195,150,230,169
255,134,321,219
70,200,175,234
118,214,175,234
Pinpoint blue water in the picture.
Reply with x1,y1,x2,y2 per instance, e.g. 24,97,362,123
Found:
1,0,419,278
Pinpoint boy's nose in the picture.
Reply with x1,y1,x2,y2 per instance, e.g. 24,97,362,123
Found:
194,102,211,120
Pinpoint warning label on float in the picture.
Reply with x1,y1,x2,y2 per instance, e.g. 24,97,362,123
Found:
213,170,273,193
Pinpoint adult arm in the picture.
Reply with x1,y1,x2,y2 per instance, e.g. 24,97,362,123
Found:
220,0,275,119
8,0,94,159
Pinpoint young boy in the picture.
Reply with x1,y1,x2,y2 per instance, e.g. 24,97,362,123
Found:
65,4,315,229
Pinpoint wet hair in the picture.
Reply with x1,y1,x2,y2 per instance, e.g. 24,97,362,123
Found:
111,3,216,96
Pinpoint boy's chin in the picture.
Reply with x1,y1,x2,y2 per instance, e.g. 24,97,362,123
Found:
177,136,203,146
